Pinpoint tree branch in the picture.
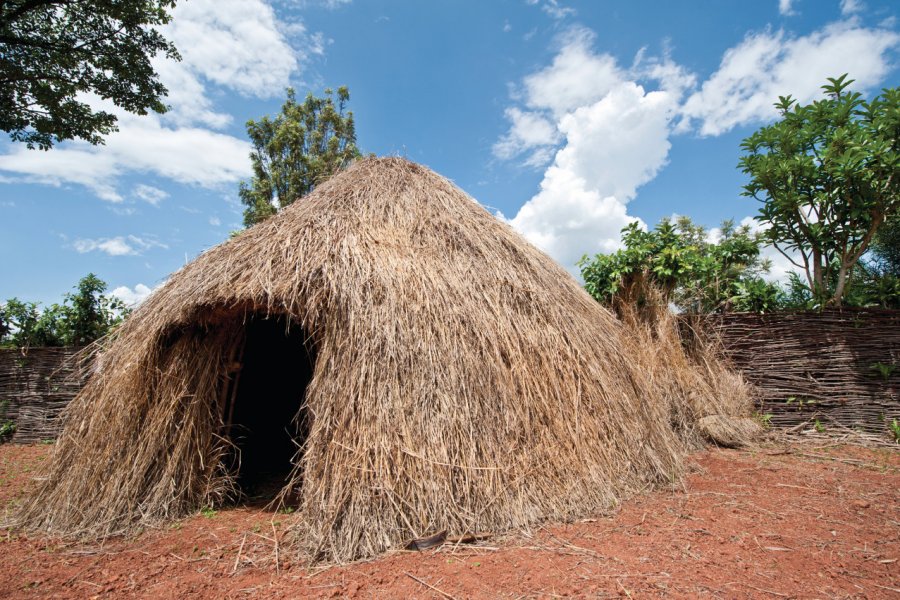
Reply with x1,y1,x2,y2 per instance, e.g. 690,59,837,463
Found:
0,0,72,27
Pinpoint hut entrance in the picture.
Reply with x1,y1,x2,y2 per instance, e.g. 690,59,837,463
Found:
223,315,313,503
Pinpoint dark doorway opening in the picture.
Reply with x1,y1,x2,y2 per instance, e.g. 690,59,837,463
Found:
225,315,313,504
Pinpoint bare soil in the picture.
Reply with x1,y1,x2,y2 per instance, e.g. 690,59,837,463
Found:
1,442,898,599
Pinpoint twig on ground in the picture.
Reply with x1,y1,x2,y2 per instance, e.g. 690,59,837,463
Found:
304,565,334,579
271,522,280,574
404,571,457,600
795,452,895,471
232,534,246,574
616,579,633,597
732,582,789,597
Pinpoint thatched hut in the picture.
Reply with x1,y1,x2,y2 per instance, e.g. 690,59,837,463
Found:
17,157,751,562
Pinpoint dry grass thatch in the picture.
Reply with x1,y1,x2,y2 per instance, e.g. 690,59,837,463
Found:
697,415,763,448
14,157,753,563
615,293,756,449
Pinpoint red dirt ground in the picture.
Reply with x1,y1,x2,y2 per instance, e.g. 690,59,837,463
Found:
1,442,898,599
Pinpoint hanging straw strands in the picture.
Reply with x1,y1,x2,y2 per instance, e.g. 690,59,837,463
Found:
12,158,755,564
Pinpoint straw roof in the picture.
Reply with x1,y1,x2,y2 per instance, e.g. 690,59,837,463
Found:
16,157,752,562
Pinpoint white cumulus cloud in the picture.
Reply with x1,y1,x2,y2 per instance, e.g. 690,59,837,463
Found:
111,283,155,307
540,0,575,20
72,235,168,256
0,115,254,201
840,0,863,16
508,82,679,268
0,0,314,202
133,184,169,206
496,29,687,270
523,28,624,116
0,147,122,201
73,237,136,256
495,18,899,274
778,0,796,16
679,21,900,136
164,0,300,99
492,108,561,165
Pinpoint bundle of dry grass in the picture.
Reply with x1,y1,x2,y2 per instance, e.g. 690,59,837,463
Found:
15,157,753,563
615,292,759,449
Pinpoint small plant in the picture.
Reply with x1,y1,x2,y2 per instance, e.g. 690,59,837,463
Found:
0,421,14,442
785,396,816,409
753,412,773,428
814,419,826,433
0,400,14,443
869,362,897,381
890,419,900,444
200,506,217,519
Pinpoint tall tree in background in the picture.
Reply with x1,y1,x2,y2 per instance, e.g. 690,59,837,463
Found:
0,0,179,150
739,75,900,307
240,86,360,227
62,273,127,346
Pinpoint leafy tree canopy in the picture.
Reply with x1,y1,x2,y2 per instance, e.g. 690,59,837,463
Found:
239,86,360,227
739,75,900,307
578,217,779,315
0,274,129,348
0,0,179,150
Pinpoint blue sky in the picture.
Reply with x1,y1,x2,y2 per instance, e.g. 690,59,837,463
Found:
1,0,898,306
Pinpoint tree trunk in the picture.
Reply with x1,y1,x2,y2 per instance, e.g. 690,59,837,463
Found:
812,250,826,304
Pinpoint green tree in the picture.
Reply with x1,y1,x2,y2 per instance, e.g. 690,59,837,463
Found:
739,75,900,307
0,274,129,348
0,0,179,150
59,273,128,345
0,298,64,347
578,217,778,314
239,86,360,227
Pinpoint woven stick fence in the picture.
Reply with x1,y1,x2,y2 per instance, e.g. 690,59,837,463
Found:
685,309,900,436
2,310,898,443
0,347,87,444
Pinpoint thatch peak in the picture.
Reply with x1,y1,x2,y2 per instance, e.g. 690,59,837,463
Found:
235,156,483,242
16,157,752,564
138,154,587,334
